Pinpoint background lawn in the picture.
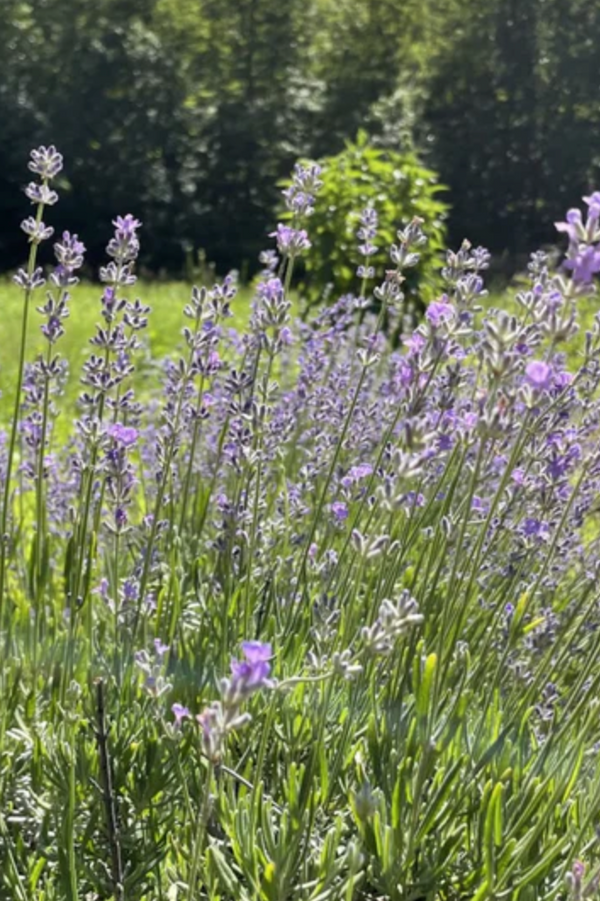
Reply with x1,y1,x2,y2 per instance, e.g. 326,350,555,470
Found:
0,279,255,419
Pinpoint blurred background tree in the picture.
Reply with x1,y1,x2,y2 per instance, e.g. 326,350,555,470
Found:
1,0,599,280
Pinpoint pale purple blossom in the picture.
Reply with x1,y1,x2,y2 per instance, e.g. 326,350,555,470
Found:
270,224,311,256
426,299,455,327
28,145,63,179
230,641,273,697
331,501,349,522
525,360,553,391
109,423,139,447
172,703,190,726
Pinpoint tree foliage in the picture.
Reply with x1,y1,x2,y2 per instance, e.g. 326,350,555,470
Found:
1,0,600,276
424,0,600,257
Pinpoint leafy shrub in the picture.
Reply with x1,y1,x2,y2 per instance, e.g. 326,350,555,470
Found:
293,132,448,312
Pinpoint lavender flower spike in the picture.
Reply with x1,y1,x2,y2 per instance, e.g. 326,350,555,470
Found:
28,145,63,180
229,641,273,698
270,224,311,257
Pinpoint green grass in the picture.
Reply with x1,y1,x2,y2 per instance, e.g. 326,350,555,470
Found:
0,279,253,418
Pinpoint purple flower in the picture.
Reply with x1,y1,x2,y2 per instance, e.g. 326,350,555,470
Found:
584,192,600,219
347,464,373,481
357,206,379,264
279,326,294,346
556,197,600,285
555,208,584,244
28,145,63,180
564,245,600,285
13,267,45,291
109,423,139,447
270,224,311,257
241,640,272,665
229,641,273,697
114,214,142,237
525,360,553,391
93,577,110,599
572,860,586,883
25,182,59,206
115,506,128,530
172,703,190,726
331,501,349,522
122,579,138,603
554,370,572,389
426,299,455,328
54,231,86,270
21,217,54,243
521,518,550,541
282,163,323,216
154,638,169,658
404,332,427,356
105,214,142,269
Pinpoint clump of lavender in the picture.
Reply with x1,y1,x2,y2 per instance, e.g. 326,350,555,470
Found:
3,148,600,901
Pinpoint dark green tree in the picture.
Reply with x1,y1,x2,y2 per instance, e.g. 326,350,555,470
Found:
423,0,600,260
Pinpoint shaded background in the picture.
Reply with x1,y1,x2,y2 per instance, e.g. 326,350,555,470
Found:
1,0,599,278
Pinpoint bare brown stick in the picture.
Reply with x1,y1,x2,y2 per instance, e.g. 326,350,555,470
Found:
95,678,125,901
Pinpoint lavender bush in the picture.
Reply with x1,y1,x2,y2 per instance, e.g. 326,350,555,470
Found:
2,148,600,900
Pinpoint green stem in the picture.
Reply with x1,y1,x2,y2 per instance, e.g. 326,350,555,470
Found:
178,373,206,534
187,761,214,900
34,339,55,611
132,307,203,644
0,194,47,629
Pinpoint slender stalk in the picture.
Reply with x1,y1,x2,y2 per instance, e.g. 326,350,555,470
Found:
66,726,80,901
96,678,125,901
0,195,46,627
71,348,111,609
132,305,203,643
186,761,214,901
177,372,206,534
32,337,56,650
241,348,276,635
35,341,53,589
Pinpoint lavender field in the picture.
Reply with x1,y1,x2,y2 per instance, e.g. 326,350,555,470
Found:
2,146,600,901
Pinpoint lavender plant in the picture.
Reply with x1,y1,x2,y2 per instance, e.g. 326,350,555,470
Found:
2,148,600,901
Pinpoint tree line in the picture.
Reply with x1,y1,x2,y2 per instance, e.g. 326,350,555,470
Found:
1,0,599,277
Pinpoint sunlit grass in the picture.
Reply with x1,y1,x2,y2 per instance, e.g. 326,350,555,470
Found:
0,279,254,418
